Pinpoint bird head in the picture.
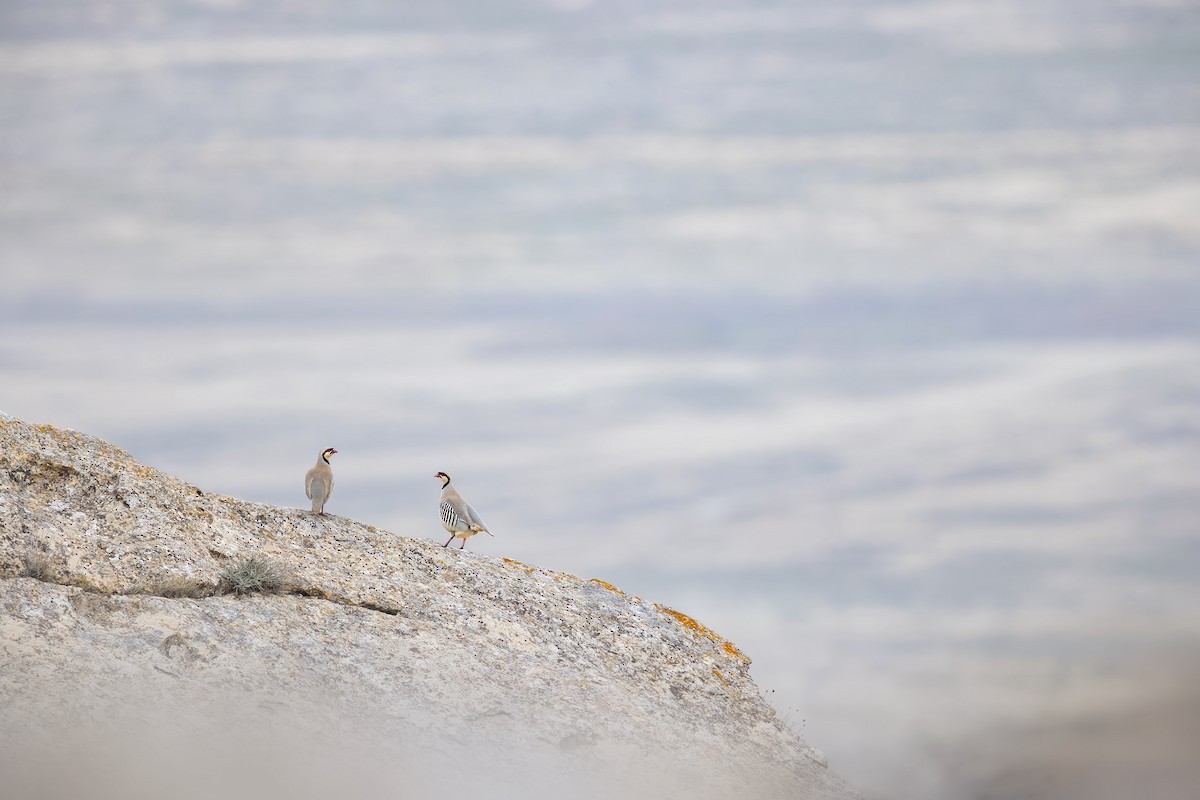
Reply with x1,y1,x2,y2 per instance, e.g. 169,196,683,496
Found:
434,471,451,487
322,448,338,463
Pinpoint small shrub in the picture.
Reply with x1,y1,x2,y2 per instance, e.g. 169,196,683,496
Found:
20,552,53,581
219,554,291,597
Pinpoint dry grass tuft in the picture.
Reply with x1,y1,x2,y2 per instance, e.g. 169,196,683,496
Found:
132,575,216,599
219,554,291,597
19,552,54,581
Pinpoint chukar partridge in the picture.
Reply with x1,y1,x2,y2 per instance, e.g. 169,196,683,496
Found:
305,448,337,514
436,471,493,549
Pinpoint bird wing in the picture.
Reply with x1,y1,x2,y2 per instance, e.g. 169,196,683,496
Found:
308,475,328,503
463,501,488,531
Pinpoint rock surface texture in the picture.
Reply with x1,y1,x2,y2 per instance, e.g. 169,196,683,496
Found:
0,414,861,800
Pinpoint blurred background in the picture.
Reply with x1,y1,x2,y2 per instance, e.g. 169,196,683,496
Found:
2,1,1199,797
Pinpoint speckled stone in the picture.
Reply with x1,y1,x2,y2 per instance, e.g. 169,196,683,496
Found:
0,415,861,799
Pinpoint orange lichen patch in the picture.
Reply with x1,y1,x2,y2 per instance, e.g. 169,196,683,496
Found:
589,578,624,595
500,557,535,573
657,605,752,665
659,606,703,632
712,668,729,686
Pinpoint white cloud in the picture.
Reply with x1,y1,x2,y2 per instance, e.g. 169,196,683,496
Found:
0,33,533,74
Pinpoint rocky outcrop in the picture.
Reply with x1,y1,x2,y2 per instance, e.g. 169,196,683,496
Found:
0,414,860,799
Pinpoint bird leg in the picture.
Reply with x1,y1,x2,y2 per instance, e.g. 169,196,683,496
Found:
459,538,467,550
443,535,455,547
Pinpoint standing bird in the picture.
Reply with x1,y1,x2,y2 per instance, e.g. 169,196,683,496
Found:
435,471,493,549
305,448,337,514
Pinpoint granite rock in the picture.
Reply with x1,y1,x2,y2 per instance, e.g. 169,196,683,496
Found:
0,415,861,799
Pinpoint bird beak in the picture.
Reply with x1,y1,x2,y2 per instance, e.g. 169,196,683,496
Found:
331,449,338,454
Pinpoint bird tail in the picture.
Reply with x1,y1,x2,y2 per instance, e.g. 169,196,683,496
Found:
471,524,494,537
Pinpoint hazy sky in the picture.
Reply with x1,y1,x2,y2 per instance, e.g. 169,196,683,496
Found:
3,1,1200,797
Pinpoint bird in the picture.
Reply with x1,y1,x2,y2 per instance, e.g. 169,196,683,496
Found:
435,471,493,549
305,448,337,514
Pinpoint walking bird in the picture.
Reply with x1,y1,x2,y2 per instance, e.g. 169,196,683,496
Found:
435,471,493,549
